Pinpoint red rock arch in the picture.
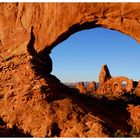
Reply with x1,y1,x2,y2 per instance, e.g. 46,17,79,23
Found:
109,76,133,93
0,3,140,137
0,3,140,56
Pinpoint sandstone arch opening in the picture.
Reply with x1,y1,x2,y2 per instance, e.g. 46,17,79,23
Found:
122,81,127,88
51,27,140,85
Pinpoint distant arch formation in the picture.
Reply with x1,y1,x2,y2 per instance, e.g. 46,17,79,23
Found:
109,76,133,93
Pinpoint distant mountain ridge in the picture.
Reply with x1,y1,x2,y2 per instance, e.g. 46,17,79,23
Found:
64,82,99,87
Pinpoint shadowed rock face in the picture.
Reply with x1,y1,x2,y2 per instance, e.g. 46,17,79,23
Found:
0,3,140,137
134,80,140,96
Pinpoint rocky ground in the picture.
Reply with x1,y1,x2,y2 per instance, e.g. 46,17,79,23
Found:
0,54,140,137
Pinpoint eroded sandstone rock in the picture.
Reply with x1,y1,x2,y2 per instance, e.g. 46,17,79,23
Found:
99,65,112,87
133,80,140,96
1,3,140,58
27,26,52,74
0,3,140,137
76,82,87,94
97,65,134,96
87,81,96,93
127,105,140,132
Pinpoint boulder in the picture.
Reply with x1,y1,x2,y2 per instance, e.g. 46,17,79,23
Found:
76,82,87,94
87,81,96,93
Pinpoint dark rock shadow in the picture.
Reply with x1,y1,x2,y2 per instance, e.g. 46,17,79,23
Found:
67,91,133,136
36,71,133,136
0,118,32,137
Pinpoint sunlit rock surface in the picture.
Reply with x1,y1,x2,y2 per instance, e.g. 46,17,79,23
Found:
0,3,140,137
97,65,133,96
99,65,112,87
76,82,87,94
87,81,96,93
1,3,140,56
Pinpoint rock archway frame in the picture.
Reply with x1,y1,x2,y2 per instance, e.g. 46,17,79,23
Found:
0,3,140,137
38,3,140,56
0,3,140,58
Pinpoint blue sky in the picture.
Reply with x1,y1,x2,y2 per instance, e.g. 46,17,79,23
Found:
50,27,140,83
